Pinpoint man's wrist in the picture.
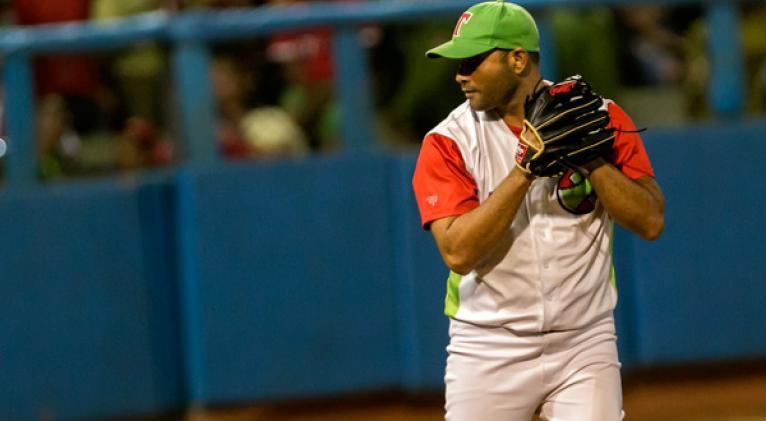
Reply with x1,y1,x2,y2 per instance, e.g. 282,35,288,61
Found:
582,157,608,175
512,166,535,183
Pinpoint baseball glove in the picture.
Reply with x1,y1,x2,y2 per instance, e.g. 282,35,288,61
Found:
515,75,615,177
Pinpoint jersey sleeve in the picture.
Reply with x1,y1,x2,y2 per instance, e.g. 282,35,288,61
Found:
607,102,655,180
412,133,479,230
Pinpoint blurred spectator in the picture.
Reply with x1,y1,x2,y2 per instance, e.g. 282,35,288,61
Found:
91,0,167,126
10,0,176,178
551,5,702,126
266,0,382,151
12,0,108,179
742,5,766,114
265,0,338,151
614,5,701,87
372,22,463,144
91,0,175,170
116,116,173,169
185,0,311,158
13,0,99,101
551,8,619,99
211,54,308,158
0,1,12,26
37,95,80,179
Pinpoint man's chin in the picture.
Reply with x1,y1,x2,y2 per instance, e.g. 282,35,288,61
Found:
467,98,490,112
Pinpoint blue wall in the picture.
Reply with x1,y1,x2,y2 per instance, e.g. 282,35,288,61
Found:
626,120,766,364
1,121,765,419
177,157,401,403
0,176,183,420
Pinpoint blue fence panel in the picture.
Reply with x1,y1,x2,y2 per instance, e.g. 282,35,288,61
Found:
630,120,766,365
176,155,401,404
390,155,449,391
610,225,641,370
0,176,183,420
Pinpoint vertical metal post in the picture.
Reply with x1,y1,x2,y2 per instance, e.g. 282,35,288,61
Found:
333,26,375,152
3,53,38,184
174,168,207,406
536,9,559,81
171,41,218,164
707,1,745,118
390,157,421,391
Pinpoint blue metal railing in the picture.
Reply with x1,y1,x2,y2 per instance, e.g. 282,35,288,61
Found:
0,0,745,185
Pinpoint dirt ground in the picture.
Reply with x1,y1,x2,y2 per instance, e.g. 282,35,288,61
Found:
187,363,766,421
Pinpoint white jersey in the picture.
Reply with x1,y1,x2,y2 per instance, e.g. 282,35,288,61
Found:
413,98,656,333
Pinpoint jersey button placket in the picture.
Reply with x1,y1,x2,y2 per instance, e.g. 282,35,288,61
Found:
525,182,547,332
539,183,556,330
538,226,554,331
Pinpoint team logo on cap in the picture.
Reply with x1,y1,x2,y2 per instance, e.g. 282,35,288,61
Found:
453,12,473,37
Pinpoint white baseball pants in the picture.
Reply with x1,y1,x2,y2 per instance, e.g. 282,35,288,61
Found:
445,314,624,421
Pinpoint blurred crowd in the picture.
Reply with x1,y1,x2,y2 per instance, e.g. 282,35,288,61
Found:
1,0,336,181
0,1,764,181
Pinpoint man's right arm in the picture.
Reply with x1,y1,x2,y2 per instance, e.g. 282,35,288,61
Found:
430,169,532,275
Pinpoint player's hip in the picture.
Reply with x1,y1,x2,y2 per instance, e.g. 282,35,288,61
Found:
446,312,618,363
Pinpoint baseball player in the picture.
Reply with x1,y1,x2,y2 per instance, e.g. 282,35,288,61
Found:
411,1,665,420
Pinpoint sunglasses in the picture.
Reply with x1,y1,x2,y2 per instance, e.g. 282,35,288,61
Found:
457,49,511,76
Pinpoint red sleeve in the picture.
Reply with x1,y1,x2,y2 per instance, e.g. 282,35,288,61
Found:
412,133,479,230
607,102,655,180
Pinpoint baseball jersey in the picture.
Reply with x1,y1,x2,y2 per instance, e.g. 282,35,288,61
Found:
412,100,654,333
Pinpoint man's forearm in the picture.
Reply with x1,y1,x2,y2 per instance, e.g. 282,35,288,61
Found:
584,158,665,240
432,169,533,274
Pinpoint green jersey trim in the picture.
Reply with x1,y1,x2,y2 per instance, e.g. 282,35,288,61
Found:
444,271,462,317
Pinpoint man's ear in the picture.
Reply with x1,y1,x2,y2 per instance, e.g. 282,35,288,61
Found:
508,48,528,75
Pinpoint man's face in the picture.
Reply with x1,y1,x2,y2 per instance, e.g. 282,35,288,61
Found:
455,49,518,112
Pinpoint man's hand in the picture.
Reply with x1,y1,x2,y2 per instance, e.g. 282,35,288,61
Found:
515,75,615,177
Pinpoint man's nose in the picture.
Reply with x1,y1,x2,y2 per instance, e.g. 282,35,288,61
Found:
455,73,469,86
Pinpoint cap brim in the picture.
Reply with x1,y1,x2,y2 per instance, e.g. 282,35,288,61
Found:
425,39,494,59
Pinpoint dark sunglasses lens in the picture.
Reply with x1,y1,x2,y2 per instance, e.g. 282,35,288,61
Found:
458,51,490,75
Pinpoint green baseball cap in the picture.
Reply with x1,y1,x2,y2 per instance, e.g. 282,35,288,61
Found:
426,0,539,59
